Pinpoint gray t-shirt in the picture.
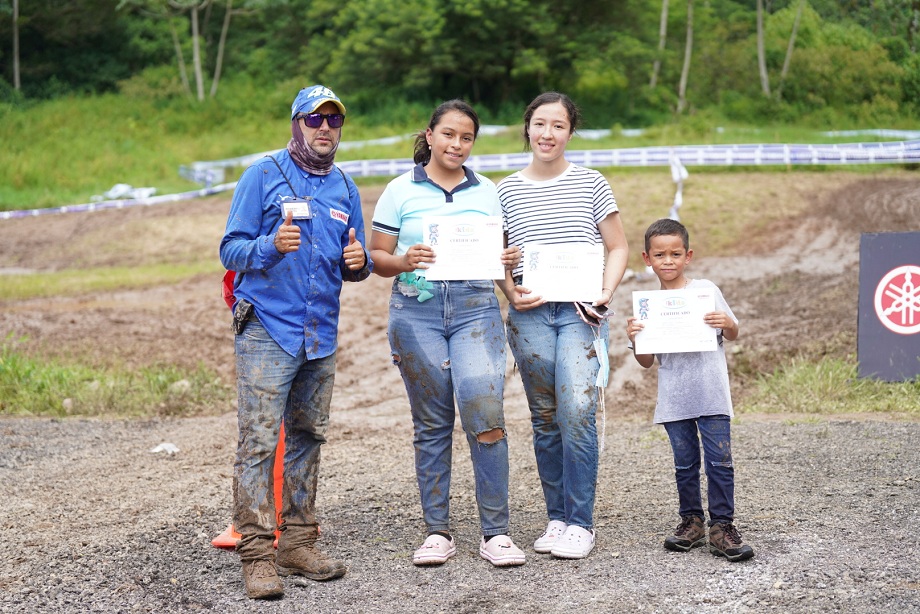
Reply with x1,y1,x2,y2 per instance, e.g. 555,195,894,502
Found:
651,278,737,424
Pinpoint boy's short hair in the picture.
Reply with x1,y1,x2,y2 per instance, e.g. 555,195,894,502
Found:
644,218,690,252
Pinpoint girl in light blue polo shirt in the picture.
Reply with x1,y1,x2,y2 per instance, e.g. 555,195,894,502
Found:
369,100,525,568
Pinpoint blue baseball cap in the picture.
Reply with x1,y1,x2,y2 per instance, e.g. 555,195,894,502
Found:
291,85,346,119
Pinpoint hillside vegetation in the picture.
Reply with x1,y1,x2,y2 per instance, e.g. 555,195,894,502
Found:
3,1,919,209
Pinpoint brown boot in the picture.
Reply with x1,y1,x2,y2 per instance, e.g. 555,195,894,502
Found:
663,515,706,552
709,522,755,562
276,525,347,581
241,558,283,599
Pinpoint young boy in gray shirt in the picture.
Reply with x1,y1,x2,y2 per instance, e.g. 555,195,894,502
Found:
626,219,754,562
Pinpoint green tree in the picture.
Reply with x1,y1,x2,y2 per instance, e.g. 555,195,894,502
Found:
0,0,912,125
306,0,445,98
118,0,215,101
1,0,136,97
777,17,904,117
218,0,312,86
902,52,920,111
439,0,558,105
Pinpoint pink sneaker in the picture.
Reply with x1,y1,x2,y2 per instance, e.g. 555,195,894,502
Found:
412,534,456,566
479,535,526,567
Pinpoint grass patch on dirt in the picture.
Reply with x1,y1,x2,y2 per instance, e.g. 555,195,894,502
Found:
3,261,223,300
739,357,920,415
0,338,232,418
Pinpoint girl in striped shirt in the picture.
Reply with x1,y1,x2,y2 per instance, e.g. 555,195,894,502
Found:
497,92,629,560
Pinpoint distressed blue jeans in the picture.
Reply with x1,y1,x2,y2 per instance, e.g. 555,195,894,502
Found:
388,279,510,536
233,317,336,559
506,302,605,530
662,415,735,525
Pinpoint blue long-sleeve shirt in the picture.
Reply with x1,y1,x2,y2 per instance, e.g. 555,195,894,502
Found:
219,150,371,358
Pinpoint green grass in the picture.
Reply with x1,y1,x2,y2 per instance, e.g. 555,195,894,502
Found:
739,357,920,415
0,337,232,418
2,261,224,300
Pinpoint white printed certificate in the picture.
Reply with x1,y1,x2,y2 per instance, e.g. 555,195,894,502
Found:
521,242,604,302
632,288,717,354
423,215,505,280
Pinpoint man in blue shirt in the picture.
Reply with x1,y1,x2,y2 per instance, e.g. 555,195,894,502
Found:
220,84,371,600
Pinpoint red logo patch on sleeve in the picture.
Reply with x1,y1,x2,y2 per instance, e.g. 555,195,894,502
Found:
330,209,349,224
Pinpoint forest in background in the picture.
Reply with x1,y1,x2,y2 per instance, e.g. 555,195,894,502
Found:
3,0,920,211
1,0,919,127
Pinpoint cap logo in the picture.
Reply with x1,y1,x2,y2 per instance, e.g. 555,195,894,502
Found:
292,85,343,119
308,86,337,99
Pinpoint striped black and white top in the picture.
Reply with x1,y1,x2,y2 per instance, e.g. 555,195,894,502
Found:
498,163,619,279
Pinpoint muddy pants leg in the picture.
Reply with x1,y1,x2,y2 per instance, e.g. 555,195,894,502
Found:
450,281,510,536
388,286,456,534
698,415,735,525
233,318,301,560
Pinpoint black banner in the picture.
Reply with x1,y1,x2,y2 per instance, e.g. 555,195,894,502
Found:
857,232,920,381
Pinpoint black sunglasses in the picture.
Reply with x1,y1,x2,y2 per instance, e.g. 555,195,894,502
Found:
296,112,345,129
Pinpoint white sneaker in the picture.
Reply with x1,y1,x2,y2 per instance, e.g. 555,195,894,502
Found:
413,534,456,566
550,525,595,559
479,535,526,567
533,520,567,553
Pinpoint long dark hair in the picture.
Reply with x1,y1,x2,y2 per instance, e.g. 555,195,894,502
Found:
522,92,580,152
413,99,481,165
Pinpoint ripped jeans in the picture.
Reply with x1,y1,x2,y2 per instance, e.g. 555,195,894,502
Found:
388,278,510,536
663,415,735,525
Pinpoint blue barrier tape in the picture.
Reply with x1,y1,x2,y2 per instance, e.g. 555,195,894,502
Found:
0,183,238,220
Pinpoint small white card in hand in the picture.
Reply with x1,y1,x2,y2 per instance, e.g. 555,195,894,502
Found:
521,242,604,302
423,215,505,280
632,288,717,354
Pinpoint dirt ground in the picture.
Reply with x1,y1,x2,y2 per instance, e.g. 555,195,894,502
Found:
0,170,918,613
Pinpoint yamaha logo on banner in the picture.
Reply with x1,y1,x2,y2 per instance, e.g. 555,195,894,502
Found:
858,232,920,381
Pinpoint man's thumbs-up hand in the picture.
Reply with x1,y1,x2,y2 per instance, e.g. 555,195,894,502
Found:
274,210,301,254
343,228,366,271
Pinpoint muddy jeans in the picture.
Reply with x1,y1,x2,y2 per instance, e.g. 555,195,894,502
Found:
506,302,605,530
662,415,735,525
388,279,511,536
233,317,336,559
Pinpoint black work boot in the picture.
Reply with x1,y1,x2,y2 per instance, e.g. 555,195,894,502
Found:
241,558,283,599
276,525,347,581
664,515,707,552
709,522,755,562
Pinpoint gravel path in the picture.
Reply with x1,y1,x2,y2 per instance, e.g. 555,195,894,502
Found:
1,411,918,613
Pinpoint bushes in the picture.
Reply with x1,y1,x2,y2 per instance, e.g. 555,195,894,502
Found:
117,65,188,102
901,54,920,115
